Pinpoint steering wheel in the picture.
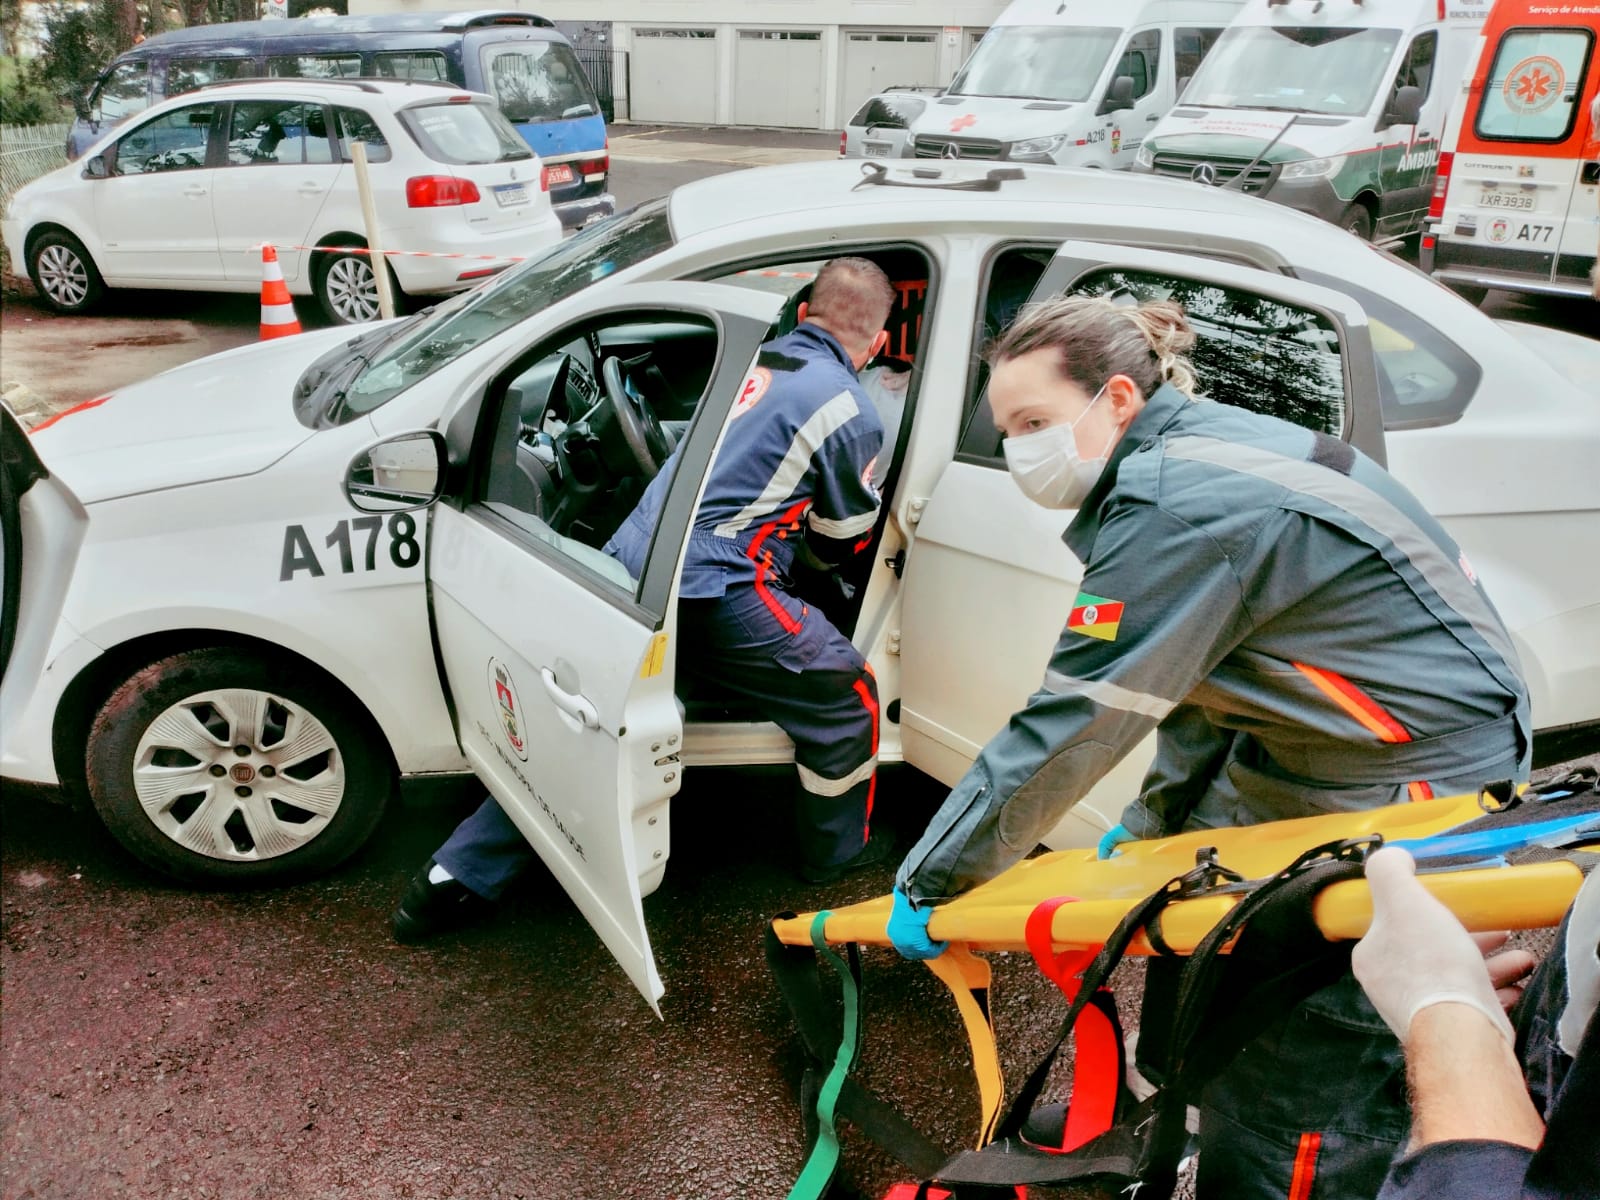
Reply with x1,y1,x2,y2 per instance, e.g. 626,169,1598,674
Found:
601,355,672,476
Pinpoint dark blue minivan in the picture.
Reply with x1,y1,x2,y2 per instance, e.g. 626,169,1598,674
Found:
67,9,612,228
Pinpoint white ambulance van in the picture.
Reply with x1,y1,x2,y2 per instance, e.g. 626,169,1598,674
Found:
1422,0,1600,304
1133,0,1494,241
901,0,1247,167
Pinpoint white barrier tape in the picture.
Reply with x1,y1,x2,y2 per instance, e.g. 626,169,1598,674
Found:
255,242,531,263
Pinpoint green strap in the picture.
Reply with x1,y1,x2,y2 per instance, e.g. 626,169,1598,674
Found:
786,912,860,1200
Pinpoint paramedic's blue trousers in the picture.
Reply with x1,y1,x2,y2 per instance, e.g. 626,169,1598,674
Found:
432,582,879,896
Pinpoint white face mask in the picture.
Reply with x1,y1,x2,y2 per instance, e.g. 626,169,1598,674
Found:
1001,383,1115,510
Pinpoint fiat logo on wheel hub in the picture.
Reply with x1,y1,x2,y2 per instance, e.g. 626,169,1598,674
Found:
230,763,256,784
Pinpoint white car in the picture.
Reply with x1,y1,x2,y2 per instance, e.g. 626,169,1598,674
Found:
840,89,938,160
6,160,1597,1009
1,78,562,324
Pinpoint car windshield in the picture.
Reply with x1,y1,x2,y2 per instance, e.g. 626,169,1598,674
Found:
400,99,532,164
1183,26,1402,116
947,27,1119,103
482,41,601,124
326,199,674,422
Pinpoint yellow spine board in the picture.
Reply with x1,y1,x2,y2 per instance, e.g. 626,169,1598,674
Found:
773,792,1586,952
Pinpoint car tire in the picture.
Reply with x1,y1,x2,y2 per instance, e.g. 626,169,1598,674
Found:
85,647,394,886
315,248,398,325
28,230,105,315
1338,203,1375,242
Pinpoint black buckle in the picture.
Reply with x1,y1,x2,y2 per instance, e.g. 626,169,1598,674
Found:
1170,846,1246,899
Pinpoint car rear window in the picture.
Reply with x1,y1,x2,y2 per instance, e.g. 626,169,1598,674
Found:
334,106,392,163
482,41,600,123
849,95,927,129
1474,27,1595,143
400,100,532,165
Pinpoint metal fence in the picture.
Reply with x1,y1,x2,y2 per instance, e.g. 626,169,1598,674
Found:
571,49,627,123
0,123,71,208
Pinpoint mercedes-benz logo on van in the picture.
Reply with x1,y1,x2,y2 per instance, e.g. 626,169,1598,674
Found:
942,143,962,160
1191,162,1219,186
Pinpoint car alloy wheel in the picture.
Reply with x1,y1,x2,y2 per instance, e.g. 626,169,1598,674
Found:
322,254,382,324
86,647,393,885
133,687,345,863
36,243,91,309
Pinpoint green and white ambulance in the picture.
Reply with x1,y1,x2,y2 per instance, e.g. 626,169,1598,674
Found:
1132,0,1494,241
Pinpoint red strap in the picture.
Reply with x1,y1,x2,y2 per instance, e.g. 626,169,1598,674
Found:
1024,897,1121,1153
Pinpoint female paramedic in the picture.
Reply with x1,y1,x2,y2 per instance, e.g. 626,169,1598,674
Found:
887,295,1532,1200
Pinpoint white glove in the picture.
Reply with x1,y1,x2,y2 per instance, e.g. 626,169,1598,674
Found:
1351,847,1517,1045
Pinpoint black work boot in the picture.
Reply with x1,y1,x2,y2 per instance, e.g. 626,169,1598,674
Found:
798,830,897,886
390,860,491,943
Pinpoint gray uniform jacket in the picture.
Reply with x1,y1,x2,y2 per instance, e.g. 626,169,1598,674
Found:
897,384,1531,907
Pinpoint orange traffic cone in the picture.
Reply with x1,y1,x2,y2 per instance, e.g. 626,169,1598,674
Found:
259,244,302,339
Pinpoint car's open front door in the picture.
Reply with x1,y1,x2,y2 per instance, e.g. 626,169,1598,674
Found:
426,282,783,1012
0,404,88,723
896,241,1381,848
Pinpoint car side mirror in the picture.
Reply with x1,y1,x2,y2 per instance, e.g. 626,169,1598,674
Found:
83,153,110,179
72,94,91,120
344,430,448,513
1098,75,1136,115
1381,85,1423,129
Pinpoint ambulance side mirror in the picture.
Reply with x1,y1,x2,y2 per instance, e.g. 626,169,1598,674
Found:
1098,75,1136,115
1380,85,1423,130
345,429,447,513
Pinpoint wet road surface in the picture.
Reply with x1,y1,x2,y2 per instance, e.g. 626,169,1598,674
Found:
2,772,1125,1200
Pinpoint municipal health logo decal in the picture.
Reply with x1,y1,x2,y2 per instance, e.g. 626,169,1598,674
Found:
1503,56,1565,116
1488,218,1512,244
489,658,528,761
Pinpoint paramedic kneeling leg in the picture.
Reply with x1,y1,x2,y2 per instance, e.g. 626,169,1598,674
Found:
390,258,898,942
887,296,1531,1200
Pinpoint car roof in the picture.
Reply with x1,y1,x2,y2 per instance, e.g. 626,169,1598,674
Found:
666,159,1334,258
123,10,555,52
178,78,479,105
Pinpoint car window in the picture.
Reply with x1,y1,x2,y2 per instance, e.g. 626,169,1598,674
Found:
333,107,392,164
963,245,1055,437
112,103,215,175
1175,27,1226,90
269,54,363,79
849,95,927,129
1297,265,1481,430
1393,31,1438,102
168,57,250,96
477,315,727,594
400,100,532,165
225,101,333,166
482,41,600,123
373,51,449,81
958,265,1349,464
329,199,674,423
94,62,151,122
1475,28,1595,143
1116,29,1161,100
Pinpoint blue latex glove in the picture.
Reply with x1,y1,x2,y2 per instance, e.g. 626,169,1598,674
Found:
1097,823,1137,860
887,887,948,961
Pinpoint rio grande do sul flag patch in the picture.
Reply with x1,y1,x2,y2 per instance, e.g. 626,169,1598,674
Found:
1067,592,1124,642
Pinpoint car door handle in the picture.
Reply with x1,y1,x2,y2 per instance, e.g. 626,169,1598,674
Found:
1146,113,1160,121
298,183,325,195
541,667,600,730
183,185,207,197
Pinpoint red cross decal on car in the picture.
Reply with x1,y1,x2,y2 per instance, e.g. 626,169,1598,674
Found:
949,114,977,132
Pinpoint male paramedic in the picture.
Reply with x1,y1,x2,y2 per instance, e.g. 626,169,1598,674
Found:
391,257,898,941
887,294,1532,1200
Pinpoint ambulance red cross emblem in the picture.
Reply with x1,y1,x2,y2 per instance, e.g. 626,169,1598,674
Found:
950,113,977,133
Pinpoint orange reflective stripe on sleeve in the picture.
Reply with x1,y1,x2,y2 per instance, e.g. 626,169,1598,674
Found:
1293,662,1411,744
1288,1131,1322,1200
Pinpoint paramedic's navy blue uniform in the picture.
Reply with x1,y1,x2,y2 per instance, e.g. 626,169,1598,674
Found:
607,323,886,869
429,325,886,894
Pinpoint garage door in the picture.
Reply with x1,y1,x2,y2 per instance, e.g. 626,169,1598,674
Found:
840,30,940,120
734,30,822,128
631,28,717,124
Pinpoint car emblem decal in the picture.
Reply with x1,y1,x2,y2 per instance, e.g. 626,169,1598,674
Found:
943,142,962,160
489,658,529,761
1502,55,1565,116
230,763,256,784
1190,162,1219,186
1487,218,1512,244
510,167,518,181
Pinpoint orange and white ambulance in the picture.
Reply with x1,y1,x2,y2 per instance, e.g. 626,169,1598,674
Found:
1423,0,1600,303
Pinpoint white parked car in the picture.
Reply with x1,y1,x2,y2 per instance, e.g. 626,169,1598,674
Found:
840,89,939,160
6,160,1597,1008
1,78,562,324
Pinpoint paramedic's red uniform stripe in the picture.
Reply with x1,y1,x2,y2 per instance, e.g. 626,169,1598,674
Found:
1294,663,1435,803
853,665,880,840
1288,1131,1322,1200
747,499,811,635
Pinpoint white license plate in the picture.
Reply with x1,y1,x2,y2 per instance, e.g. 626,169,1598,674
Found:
544,163,575,185
864,142,890,158
494,183,530,207
1480,190,1535,211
